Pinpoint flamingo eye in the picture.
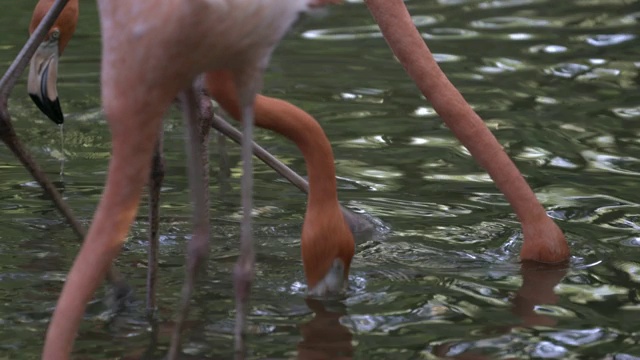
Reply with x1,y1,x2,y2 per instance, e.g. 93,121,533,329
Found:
51,29,60,40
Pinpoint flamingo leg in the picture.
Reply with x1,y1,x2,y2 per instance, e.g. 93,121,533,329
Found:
230,66,264,359
168,84,212,359
0,0,129,298
197,88,213,196
147,131,165,316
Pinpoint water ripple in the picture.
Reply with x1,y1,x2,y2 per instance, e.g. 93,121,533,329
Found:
581,150,640,176
422,27,480,40
545,63,591,78
302,15,439,40
471,16,552,29
612,106,640,119
584,34,636,46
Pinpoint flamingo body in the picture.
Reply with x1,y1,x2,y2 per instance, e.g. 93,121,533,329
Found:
28,0,78,124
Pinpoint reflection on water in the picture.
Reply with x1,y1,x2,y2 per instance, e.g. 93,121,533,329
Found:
0,0,639,358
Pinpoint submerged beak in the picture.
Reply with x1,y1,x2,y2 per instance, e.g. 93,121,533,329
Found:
28,39,64,125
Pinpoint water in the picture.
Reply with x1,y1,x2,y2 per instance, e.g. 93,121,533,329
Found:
1,0,639,358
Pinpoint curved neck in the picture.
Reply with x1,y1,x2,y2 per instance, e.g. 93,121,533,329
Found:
31,0,79,54
206,71,339,210
365,0,548,223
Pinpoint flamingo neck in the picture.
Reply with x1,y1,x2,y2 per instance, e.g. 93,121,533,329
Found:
364,0,548,224
206,72,340,212
30,0,79,54
254,96,340,210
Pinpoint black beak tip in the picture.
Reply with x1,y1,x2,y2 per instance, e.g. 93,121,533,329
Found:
29,93,64,125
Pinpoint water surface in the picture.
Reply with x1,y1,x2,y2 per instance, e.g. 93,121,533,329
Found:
0,0,639,358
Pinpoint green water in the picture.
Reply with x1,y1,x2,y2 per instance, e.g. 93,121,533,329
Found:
0,0,639,358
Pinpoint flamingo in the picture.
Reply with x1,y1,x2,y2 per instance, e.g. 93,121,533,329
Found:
42,1,341,359
27,0,78,125
364,0,570,263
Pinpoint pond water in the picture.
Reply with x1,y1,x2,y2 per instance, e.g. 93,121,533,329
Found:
0,0,639,359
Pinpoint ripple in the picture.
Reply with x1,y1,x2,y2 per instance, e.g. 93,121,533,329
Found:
614,261,640,284
528,44,569,54
581,150,640,176
363,197,475,219
433,53,464,63
337,88,385,103
514,147,581,169
471,16,551,29
575,67,622,85
478,0,545,9
584,34,636,47
620,237,640,248
412,106,438,118
478,57,531,74
408,136,459,147
612,106,640,119
616,11,640,26
545,63,591,78
362,169,404,179
437,0,479,5
548,328,617,346
302,15,439,40
422,28,480,40
342,135,389,148
423,173,493,183
533,341,568,358
500,32,535,40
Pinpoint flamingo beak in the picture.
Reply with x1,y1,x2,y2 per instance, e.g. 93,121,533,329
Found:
28,39,64,125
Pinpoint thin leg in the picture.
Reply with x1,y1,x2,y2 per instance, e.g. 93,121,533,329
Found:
147,130,165,316
232,68,264,360
198,89,213,195
167,85,212,359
